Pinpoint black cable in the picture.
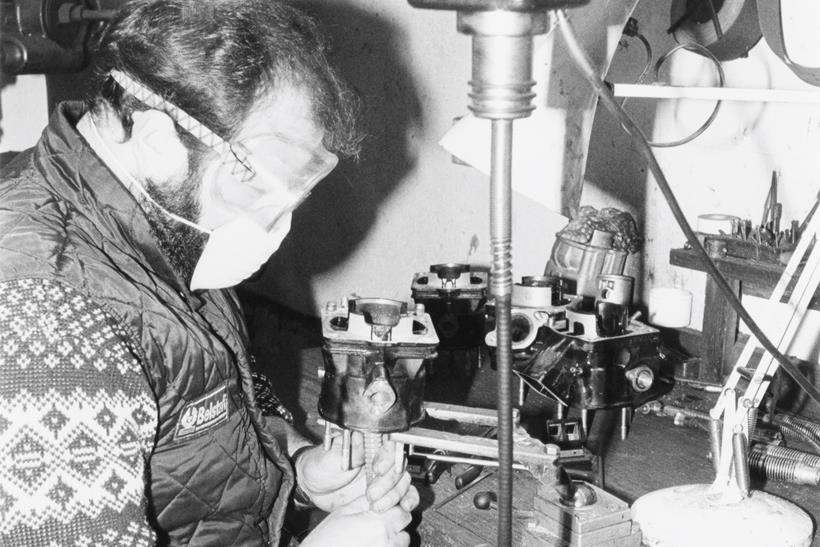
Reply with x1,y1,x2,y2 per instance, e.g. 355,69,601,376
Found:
645,43,724,148
619,18,653,107
556,10,820,408
617,21,723,148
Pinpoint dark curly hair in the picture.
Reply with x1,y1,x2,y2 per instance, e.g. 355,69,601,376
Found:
87,0,362,158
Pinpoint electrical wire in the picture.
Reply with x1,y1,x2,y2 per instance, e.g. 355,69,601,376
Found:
618,18,653,111
616,21,724,147
555,10,820,409
645,43,724,148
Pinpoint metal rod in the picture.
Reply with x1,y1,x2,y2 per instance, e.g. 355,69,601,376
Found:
709,418,722,474
341,428,352,471
581,408,589,438
423,401,518,427
394,441,406,472
421,452,529,471
620,406,630,441
490,117,514,547
732,432,750,496
323,421,333,451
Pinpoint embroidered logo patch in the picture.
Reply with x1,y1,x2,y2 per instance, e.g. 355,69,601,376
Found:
174,383,230,441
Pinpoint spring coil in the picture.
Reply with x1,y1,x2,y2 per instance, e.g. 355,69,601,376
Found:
776,413,820,443
489,240,512,295
751,443,820,467
748,450,820,486
775,417,820,454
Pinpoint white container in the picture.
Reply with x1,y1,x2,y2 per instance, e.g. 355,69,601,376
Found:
696,213,739,235
648,287,693,328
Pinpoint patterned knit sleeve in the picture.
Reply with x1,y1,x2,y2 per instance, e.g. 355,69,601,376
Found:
0,278,158,546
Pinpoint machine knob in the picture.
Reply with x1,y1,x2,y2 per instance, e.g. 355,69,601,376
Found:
626,365,654,392
473,490,497,510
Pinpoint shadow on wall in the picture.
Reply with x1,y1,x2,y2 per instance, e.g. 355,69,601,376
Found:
244,2,423,314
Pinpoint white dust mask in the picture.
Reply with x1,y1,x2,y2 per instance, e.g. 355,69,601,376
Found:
189,212,292,290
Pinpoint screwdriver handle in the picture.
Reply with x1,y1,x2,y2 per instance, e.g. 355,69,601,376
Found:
455,465,484,489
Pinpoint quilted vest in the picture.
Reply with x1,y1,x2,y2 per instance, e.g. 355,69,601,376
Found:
0,103,294,546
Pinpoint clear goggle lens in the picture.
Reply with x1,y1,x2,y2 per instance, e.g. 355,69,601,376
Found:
210,133,339,231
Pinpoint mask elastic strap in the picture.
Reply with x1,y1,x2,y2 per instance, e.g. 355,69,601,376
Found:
87,115,213,235
109,69,254,180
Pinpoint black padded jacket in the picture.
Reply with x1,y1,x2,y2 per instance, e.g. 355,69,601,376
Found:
0,103,294,546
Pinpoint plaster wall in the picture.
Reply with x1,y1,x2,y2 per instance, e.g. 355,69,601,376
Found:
0,75,48,153
585,1,820,364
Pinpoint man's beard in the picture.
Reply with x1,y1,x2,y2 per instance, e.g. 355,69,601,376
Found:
143,170,209,286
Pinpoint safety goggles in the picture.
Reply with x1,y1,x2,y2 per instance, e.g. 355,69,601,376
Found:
109,70,338,231
208,131,338,230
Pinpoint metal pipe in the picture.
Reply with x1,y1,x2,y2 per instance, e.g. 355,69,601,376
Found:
491,117,515,547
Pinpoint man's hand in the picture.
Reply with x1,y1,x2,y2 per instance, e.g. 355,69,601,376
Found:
294,433,419,514
298,495,413,547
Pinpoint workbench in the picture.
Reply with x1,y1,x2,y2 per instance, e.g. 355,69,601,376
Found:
241,296,820,546
669,248,820,387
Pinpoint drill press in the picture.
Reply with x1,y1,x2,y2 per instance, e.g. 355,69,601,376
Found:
405,2,589,544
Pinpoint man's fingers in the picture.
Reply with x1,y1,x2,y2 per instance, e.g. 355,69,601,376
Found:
391,531,411,547
369,470,412,512
371,441,397,475
335,494,371,515
381,505,413,533
399,484,420,512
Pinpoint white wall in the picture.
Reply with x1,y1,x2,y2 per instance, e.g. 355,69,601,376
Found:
585,1,820,363
0,75,48,154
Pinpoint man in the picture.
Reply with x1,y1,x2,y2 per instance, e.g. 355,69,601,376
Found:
0,1,417,545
